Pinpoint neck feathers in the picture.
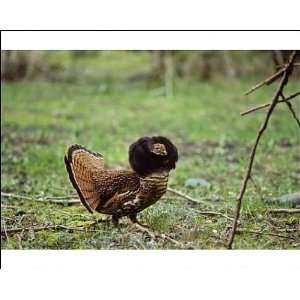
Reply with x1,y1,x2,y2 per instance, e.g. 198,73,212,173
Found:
139,172,169,202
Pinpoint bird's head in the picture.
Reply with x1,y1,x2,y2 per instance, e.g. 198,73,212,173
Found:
129,136,178,177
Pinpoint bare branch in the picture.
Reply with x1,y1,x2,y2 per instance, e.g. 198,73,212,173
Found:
276,62,300,68
44,194,77,199
131,223,184,247
191,208,234,221
167,187,214,207
1,224,97,236
1,192,80,204
236,229,296,240
227,50,297,249
1,204,18,209
280,93,300,128
241,91,300,116
267,208,300,214
2,219,10,241
244,67,285,96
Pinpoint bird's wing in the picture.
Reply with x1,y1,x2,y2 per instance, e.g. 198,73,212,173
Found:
64,144,139,214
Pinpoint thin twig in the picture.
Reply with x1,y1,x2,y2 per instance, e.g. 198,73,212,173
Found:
44,194,77,200
276,62,300,68
167,187,214,207
273,228,300,233
267,208,300,214
285,101,300,128
1,192,80,204
2,219,10,242
160,233,183,246
1,225,55,235
191,208,234,221
241,91,300,116
280,92,300,128
17,232,24,249
58,210,97,220
1,192,33,201
236,229,296,240
1,224,97,236
1,204,18,209
227,51,297,249
131,223,184,247
244,67,285,96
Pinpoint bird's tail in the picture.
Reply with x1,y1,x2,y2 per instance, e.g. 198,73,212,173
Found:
64,144,104,213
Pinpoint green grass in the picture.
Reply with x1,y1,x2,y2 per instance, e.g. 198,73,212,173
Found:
1,77,300,249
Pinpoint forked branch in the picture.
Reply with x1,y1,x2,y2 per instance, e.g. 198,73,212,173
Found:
241,91,300,116
227,51,297,249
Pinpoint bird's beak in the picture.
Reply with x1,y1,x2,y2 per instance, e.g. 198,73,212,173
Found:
151,143,168,156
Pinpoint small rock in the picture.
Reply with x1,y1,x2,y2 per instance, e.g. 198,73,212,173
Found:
184,178,210,188
267,192,300,207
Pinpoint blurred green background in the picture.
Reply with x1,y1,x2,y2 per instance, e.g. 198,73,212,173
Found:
2,50,299,83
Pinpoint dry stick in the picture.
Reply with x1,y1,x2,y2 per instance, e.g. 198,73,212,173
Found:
241,91,300,116
1,225,56,235
167,187,214,207
44,194,77,200
244,67,285,96
1,192,33,201
2,219,10,241
132,223,183,247
277,62,300,68
268,208,300,214
285,101,300,128
236,229,296,240
1,192,80,204
1,224,97,236
227,51,297,249
280,93,300,128
191,209,234,221
1,204,18,209
275,228,300,233
160,234,184,247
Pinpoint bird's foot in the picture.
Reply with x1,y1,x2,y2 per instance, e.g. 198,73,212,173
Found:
128,214,182,246
128,214,150,228
130,223,156,239
133,221,150,228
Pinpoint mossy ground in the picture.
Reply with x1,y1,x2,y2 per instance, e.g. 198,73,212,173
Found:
1,73,300,249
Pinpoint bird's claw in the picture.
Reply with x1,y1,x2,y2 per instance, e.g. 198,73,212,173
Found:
130,223,156,239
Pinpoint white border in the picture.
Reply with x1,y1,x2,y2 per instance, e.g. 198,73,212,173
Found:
1,0,300,30
2,31,300,50
1,250,300,300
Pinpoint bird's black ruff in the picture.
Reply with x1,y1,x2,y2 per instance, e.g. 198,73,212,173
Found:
129,136,178,177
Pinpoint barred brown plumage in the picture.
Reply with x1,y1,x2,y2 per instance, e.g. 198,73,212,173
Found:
64,136,178,227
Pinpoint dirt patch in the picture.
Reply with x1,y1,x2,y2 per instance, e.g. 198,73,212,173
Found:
178,139,246,163
276,138,296,148
178,140,219,158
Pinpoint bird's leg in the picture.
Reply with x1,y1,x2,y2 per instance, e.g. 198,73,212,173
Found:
128,213,149,228
128,214,182,246
111,215,120,228
129,213,156,239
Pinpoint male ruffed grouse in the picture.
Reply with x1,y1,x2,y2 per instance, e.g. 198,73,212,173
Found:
64,136,178,226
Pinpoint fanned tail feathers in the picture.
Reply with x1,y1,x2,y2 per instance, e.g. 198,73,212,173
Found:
64,144,104,213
